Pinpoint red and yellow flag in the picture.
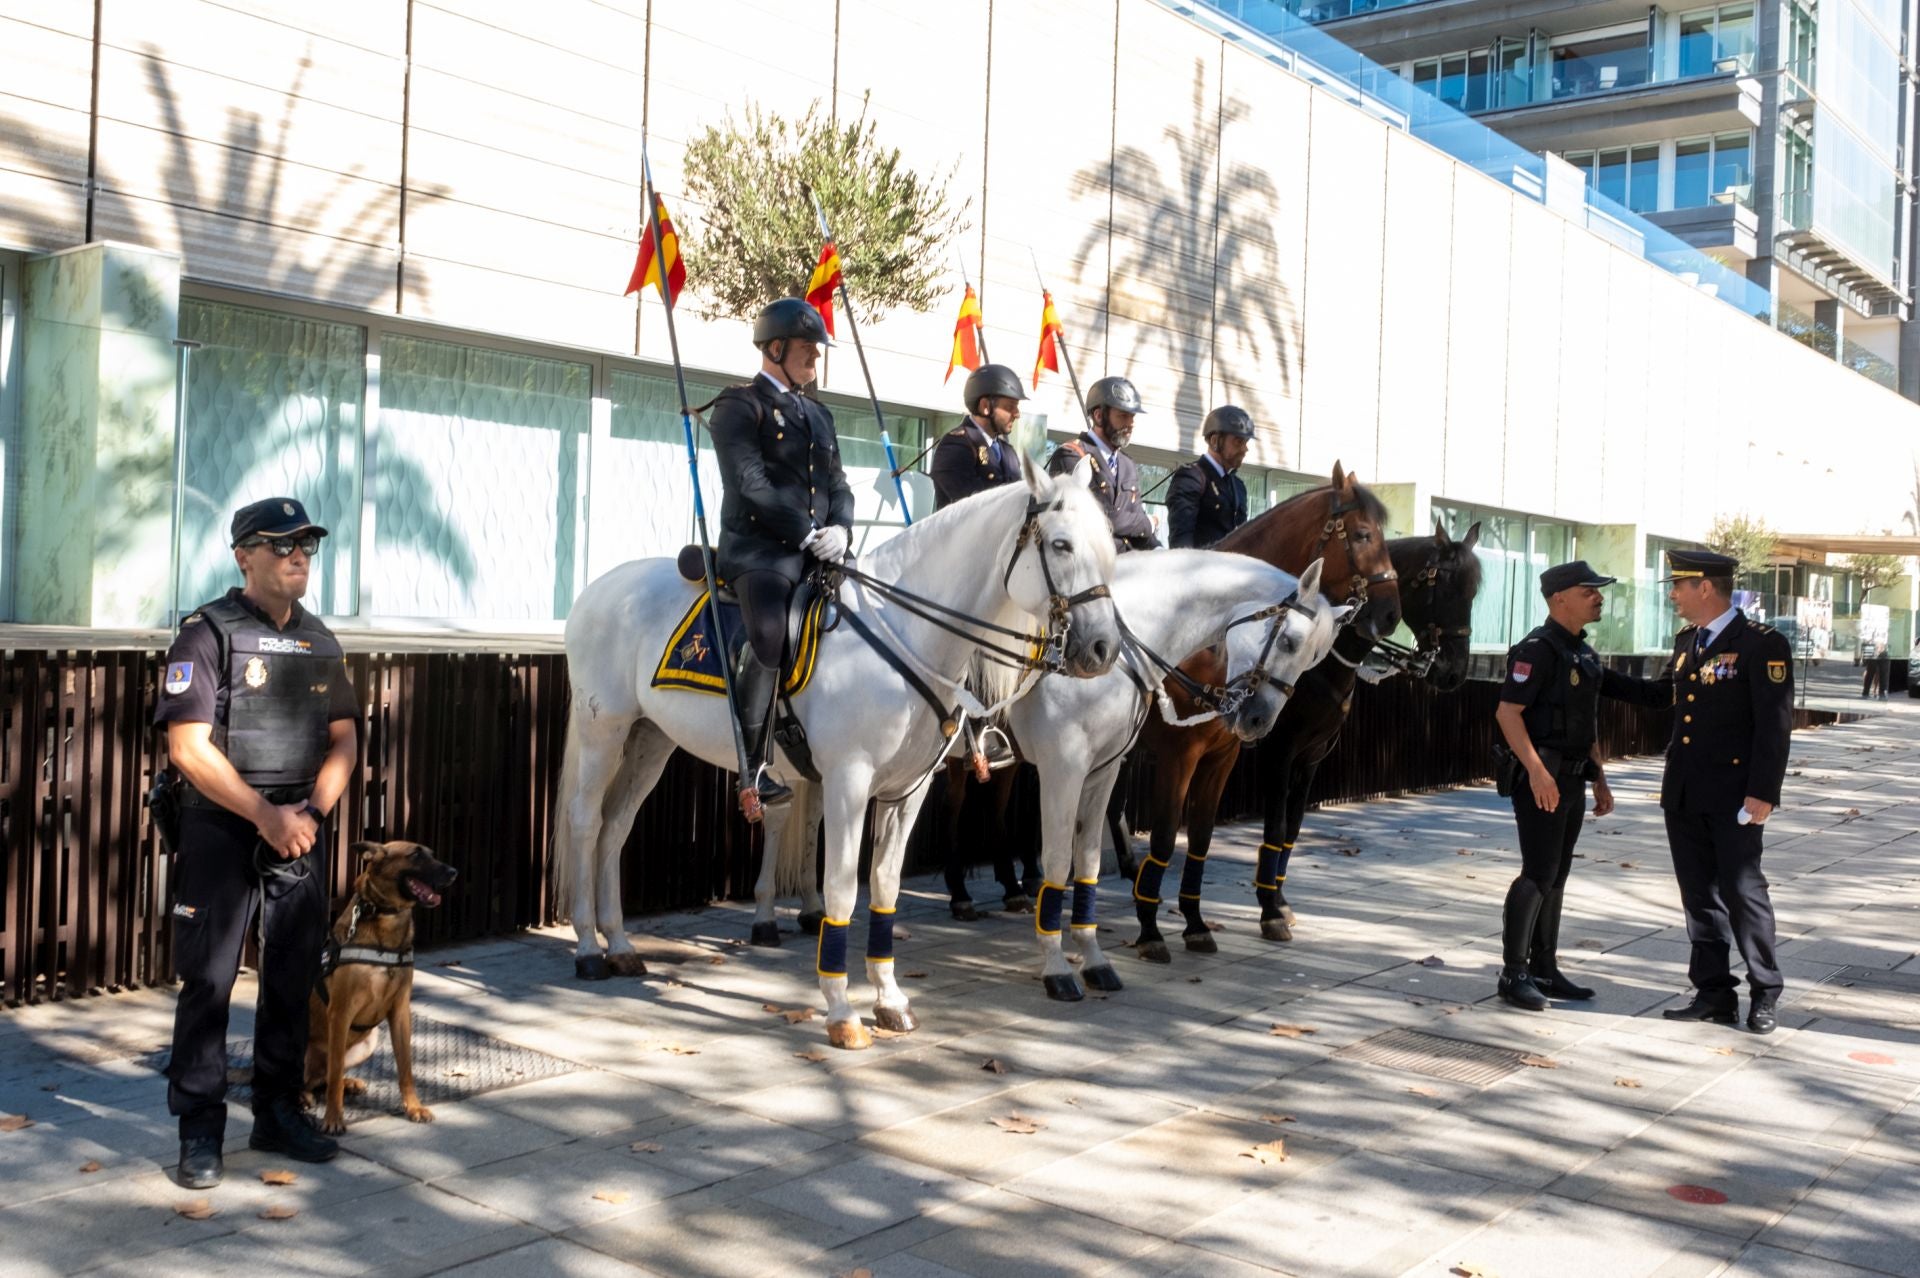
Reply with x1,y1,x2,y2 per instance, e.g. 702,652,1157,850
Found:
944,285,985,383
1032,290,1064,389
625,191,686,307
806,241,843,337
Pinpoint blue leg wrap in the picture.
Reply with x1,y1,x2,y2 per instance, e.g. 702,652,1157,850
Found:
1071,878,1098,930
1132,853,1170,905
816,918,850,977
1274,841,1296,883
1036,882,1065,936
1178,850,1208,902
866,907,895,964
1255,842,1282,891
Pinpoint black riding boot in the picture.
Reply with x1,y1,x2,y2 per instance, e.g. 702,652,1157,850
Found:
733,648,792,808
1497,877,1550,1011
1529,888,1595,999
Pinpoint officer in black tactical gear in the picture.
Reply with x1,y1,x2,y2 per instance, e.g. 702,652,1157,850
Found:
1165,405,1252,548
931,363,1025,509
1492,560,1665,1011
707,298,855,807
158,497,361,1188
1045,374,1158,551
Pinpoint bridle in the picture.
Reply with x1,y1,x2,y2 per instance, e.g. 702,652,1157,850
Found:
1310,489,1399,611
1122,593,1312,720
1369,548,1471,678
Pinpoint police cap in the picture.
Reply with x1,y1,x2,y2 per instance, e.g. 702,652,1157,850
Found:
1085,375,1143,416
1539,559,1615,597
752,298,833,347
1659,548,1739,582
231,497,328,547
962,364,1027,413
1202,405,1255,440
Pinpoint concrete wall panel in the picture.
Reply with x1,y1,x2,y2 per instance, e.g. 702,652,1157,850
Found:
1553,230,1611,521
0,13,94,250
1440,174,1512,507
1502,198,1563,513
1375,130,1454,492
1599,253,1650,526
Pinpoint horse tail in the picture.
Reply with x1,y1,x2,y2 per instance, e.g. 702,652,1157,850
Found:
549,710,587,922
773,784,818,898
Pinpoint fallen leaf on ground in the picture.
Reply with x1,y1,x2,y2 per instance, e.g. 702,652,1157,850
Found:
592,1190,630,1205
173,1199,216,1220
1259,1113,1297,1125
706,955,727,965
1455,849,1474,856
260,1169,298,1186
761,1003,783,1013
445,1068,468,1078
990,1113,1046,1134
982,1058,1009,1074
1187,976,1203,984
794,1050,827,1063
660,1044,701,1055
1269,1024,1318,1038
1416,955,1445,967
872,1026,907,1039
629,1141,663,1153
1337,847,1362,856
838,1269,875,1278
259,1205,299,1221
1240,1138,1288,1165
1450,1264,1499,1277
903,971,928,979
1614,1077,1643,1089
1406,1085,1438,1098
1518,1055,1559,1069
0,1115,32,1132
1619,862,1637,870
1709,1046,1736,1056
780,1009,816,1024
79,1161,101,1174
1577,939,1604,950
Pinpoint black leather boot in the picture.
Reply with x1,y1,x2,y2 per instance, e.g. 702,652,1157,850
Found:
176,1135,224,1188
1497,877,1549,1011
1528,888,1595,1000
733,647,792,808
248,1096,339,1163
1661,991,1739,1024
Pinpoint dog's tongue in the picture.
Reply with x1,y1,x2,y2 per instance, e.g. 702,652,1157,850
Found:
407,878,442,908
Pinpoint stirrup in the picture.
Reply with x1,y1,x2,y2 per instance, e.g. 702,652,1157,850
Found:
977,725,1016,772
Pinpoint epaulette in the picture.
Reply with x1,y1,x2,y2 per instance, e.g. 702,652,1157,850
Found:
1752,622,1776,635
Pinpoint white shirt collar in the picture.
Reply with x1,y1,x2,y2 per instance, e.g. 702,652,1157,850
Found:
1700,605,1739,644
758,369,792,394
1202,453,1228,479
1085,430,1116,466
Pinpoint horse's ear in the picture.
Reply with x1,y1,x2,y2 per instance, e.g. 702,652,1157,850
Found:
1462,521,1482,553
1330,461,1347,491
1022,450,1044,498
1296,557,1324,601
1434,518,1451,545
1329,603,1356,626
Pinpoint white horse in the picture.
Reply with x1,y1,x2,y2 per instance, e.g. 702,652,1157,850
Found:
553,469,1122,1048
751,552,1347,1001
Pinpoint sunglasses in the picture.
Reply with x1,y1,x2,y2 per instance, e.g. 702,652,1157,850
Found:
240,534,322,558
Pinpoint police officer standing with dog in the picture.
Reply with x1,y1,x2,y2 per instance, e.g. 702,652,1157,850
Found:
1493,561,1665,1011
1045,375,1159,552
930,364,1025,509
1165,406,1253,548
158,498,361,1187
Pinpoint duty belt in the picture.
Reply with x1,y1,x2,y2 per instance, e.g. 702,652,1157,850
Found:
179,782,313,810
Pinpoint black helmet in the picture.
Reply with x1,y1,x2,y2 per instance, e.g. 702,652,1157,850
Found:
962,364,1027,414
1202,405,1255,440
1085,375,1143,416
752,298,832,347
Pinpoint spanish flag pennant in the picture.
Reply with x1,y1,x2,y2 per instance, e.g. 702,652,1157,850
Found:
806,241,843,338
944,285,985,383
624,191,686,307
1032,290,1064,389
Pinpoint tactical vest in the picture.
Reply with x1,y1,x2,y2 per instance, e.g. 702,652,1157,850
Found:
196,596,343,788
1517,624,1604,758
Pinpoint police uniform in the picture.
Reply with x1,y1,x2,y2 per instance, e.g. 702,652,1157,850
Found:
1165,454,1247,548
158,498,357,1182
930,419,1020,509
1046,431,1158,551
1649,549,1792,1028
1495,561,1666,1009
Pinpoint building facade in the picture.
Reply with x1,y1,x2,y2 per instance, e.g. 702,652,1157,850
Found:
2,0,1916,657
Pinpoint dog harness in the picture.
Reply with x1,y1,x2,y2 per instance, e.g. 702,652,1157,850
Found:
314,895,414,1030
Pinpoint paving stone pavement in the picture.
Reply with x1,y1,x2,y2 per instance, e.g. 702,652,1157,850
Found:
2,705,1918,1277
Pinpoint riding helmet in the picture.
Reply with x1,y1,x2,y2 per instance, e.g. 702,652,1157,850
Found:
1084,375,1144,416
1202,405,1255,440
962,364,1027,414
752,298,833,347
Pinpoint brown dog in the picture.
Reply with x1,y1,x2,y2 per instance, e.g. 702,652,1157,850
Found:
304,841,457,1135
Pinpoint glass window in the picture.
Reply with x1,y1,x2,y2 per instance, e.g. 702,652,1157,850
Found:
373,335,590,621
1464,50,1491,112
1596,149,1629,205
1679,11,1718,76
1437,53,1468,109
603,368,727,566
1432,501,1574,650
1550,28,1651,99
1412,60,1439,94
177,298,366,616
1718,5,1755,65
1712,132,1751,196
1674,138,1712,206
1628,146,1660,213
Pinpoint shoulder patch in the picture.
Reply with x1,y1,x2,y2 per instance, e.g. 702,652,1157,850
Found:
182,613,203,626
1510,661,1532,683
164,662,194,695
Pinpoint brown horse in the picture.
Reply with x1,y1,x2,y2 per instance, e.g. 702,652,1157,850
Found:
1119,465,1403,958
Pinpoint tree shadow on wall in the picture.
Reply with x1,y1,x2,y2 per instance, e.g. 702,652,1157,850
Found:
1069,61,1300,458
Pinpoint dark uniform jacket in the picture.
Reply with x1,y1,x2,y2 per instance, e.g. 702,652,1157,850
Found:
707,376,855,583
1642,612,1794,813
1045,431,1159,551
1165,455,1247,548
929,419,1019,509
1500,619,1663,769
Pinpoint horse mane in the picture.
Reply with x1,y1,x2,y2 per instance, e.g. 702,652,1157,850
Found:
1214,479,1390,555
1389,533,1482,594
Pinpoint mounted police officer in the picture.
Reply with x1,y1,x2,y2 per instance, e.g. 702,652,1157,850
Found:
1165,405,1252,548
931,363,1025,509
1493,561,1665,1011
707,297,855,808
158,498,360,1188
1045,375,1159,552
1653,549,1792,1034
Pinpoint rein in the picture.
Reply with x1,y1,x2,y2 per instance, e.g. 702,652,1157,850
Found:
1308,489,1398,610
1122,594,1307,727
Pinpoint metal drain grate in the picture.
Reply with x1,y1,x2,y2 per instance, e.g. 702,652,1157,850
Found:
1333,1027,1531,1086
1820,966,1920,997
138,1014,583,1114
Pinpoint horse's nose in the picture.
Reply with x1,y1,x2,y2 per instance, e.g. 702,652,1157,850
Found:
1084,636,1114,670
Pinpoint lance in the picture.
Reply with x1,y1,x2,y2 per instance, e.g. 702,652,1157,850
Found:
804,185,915,525
1029,248,1092,428
639,147,758,810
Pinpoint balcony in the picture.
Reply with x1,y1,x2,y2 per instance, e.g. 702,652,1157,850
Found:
1775,191,1907,312
1478,69,1762,154
1280,0,1659,64
1643,200,1759,258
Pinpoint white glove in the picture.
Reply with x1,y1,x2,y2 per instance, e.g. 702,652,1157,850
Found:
803,525,848,564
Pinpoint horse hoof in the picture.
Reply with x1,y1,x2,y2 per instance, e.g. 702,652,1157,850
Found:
1002,894,1034,914
874,1005,918,1033
574,955,611,981
1135,941,1171,964
1084,965,1124,992
798,912,825,936
1043,974,1085,1002
1183,931,1219,955
827,1020,872,1051
1261,918,1294,943
951,902,982,922
1280,904,1297,926
606,952,649,977
749,922,782,948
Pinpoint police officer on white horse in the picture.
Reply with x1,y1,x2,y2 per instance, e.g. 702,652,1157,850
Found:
1046,375,1159,552
706,298,855,808
930,363,1026,509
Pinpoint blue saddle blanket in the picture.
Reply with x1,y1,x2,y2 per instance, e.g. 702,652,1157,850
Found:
650,589,824,697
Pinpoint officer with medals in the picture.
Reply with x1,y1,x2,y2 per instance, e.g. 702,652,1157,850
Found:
1044,375,1160,551
930,364,1025,509
1492,561,1665,1010
1652,549,1793,1034
707,297,855,809
1165,405,1252,548
157,498,360,1187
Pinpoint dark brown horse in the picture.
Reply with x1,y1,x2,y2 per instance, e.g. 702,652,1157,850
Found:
1124,522,1481,960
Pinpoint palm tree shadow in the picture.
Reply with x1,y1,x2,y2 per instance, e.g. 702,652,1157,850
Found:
1069,61,1300,458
